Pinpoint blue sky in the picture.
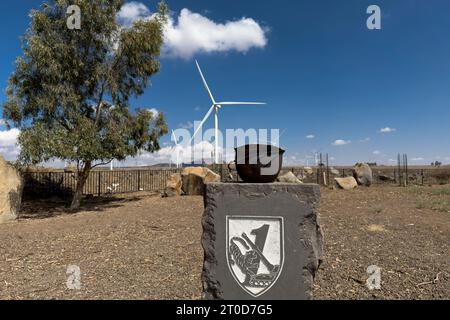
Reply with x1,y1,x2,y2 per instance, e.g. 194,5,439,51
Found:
1,0,450,166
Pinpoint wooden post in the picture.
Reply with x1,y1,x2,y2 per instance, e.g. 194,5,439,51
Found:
137,170,141,192
405,154,409,186
326,154,330,186
98,171,101,196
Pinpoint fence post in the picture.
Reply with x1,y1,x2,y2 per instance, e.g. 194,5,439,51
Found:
98,171,101,196
138,170,141,192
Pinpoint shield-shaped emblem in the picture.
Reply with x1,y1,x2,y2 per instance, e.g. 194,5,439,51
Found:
226,216,284,298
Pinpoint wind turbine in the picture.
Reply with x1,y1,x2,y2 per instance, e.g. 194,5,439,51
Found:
172,130,182,168
191,60,266,164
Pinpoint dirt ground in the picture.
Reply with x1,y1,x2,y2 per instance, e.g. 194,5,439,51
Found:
0,186,448,300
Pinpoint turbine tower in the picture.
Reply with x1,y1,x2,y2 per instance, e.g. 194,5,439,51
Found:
172,130,182,169
190,60,266,164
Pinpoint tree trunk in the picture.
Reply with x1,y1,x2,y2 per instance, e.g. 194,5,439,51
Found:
70,161,92,210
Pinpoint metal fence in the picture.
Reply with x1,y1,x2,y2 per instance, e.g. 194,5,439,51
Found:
23,169,181,199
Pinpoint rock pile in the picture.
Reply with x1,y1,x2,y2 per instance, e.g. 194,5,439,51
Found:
164,167,221,197
334,163,374,190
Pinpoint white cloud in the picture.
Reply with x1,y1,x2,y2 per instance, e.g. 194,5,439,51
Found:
164,9,268,59
0,119,6,126
373,150,381,155
379,127,396,134
120,140,233,166
411,157,425,161
306,134,315,139
360,137,371,143
0,128,20,148
117,2,151,26
332,139,351,146
146,108,160,119
179,121,194,130
117,3,268,59
0,128,20,161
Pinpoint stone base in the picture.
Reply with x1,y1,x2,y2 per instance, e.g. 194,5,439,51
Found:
202,183,323,300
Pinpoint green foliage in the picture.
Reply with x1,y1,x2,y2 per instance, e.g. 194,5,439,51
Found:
413,186,450,213
3,0,169,167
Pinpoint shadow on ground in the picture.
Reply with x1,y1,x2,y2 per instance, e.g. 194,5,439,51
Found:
19,193,156,220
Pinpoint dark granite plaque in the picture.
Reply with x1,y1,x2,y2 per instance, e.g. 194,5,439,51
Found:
202,183,323,300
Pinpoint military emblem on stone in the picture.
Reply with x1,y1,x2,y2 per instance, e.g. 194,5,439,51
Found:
227,217,284,297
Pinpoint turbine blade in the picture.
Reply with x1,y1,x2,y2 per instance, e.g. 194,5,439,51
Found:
217,102,266,105
190,105,215,143
196,60,216,104
171,130,179,146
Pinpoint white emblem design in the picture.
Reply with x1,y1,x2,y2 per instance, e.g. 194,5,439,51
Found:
226,216,284,297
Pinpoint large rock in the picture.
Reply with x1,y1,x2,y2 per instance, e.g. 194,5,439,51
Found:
182,167,209,177
204,169,222,184
163,173,183,197
182,173,205,196
277,171,303,184
334,177,358,190
330,167,340,176
0,156,23,223
353,163,373,186
181,167,221,196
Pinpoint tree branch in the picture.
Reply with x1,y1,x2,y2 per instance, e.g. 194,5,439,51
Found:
91,159,113,169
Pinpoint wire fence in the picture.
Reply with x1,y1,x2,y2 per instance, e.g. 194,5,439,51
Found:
282,167,450,186
22,169,181,199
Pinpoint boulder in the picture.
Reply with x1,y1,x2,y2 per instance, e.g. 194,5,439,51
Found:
330,167,340,176
334,177,358,190
353,163,373,186
182,173,205,196
203,170,221,184
0,155,23,223
163,173,183,197
182,167,208,177
181,167,221,196
378,174,395,182
277,171,303,184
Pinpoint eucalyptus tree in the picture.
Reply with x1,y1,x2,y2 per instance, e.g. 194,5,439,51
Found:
3,0,169,208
